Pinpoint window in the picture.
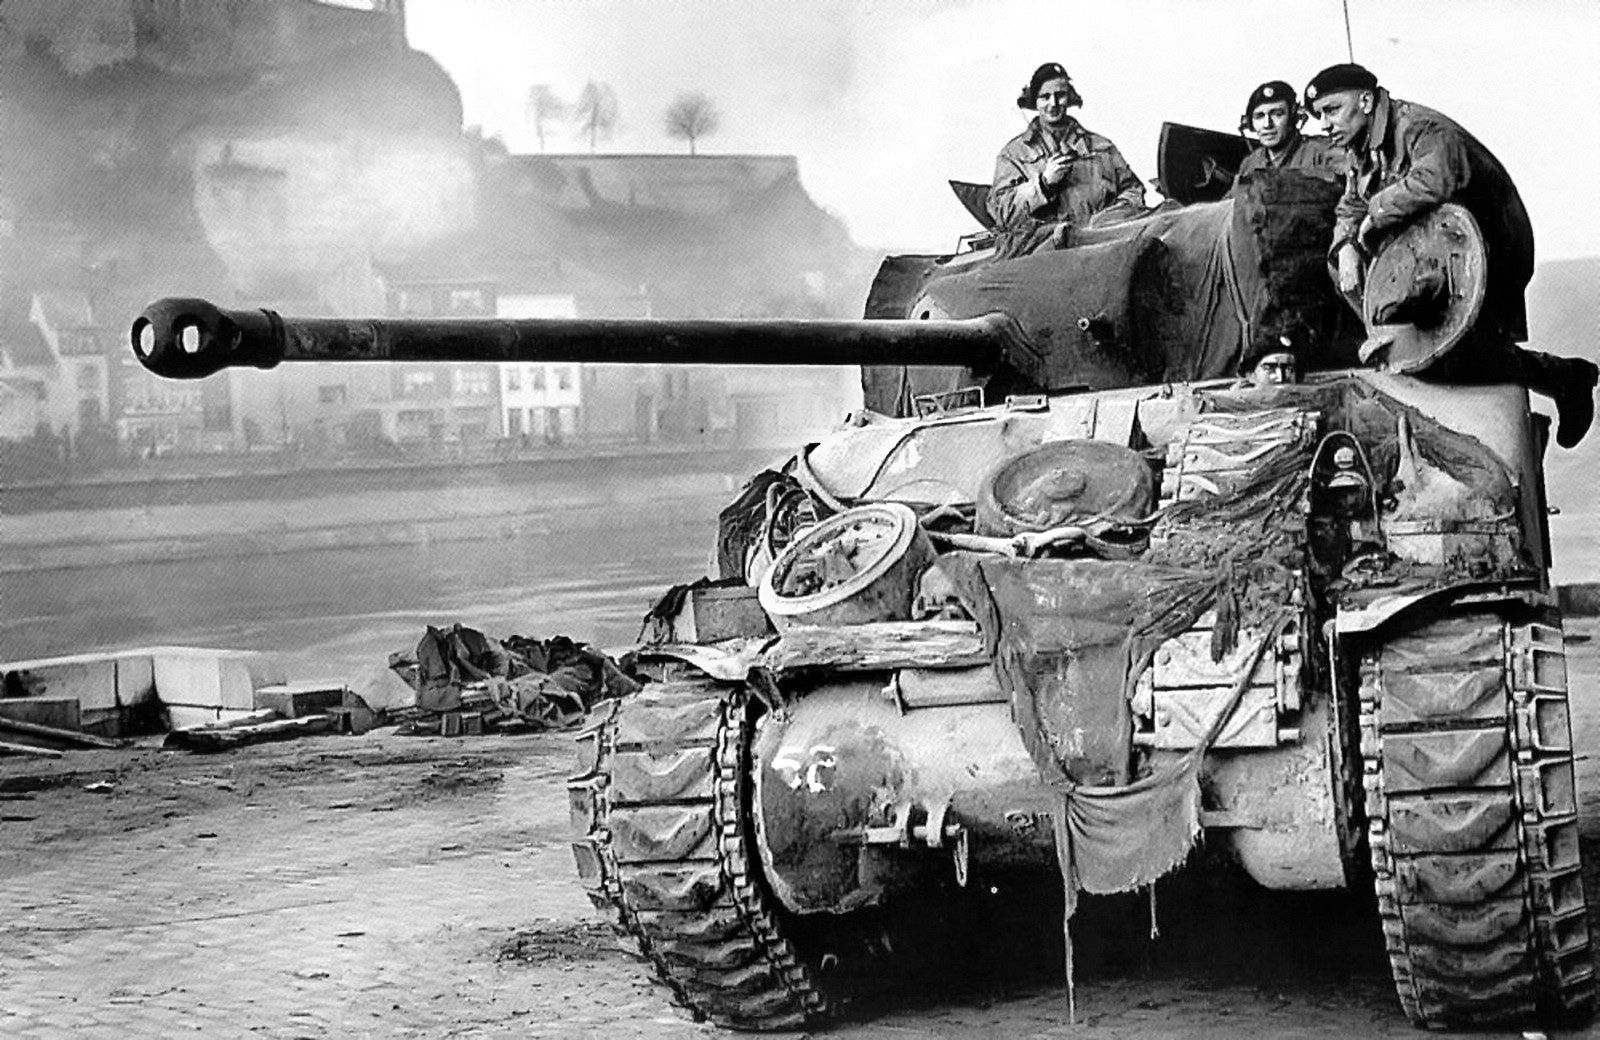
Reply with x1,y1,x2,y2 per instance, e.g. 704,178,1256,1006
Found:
317,385,347,405
203,403,231,431
505,367,521,392
447,287,491,315
506,408,523,435
402,371,436,396
531,368,547,391
393,289,433,316
455,368,491,396
556,366,572,391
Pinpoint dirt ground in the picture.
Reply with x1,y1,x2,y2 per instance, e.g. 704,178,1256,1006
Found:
3,619,1599,1040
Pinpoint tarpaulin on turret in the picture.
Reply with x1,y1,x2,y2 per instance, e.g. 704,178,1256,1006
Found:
861,170,1362,417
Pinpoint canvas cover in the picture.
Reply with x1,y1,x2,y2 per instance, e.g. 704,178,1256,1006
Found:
861,170,1361,417
935,394,1318,893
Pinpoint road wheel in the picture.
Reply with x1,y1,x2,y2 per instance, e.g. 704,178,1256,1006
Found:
1359,609,1595,1028
568,680,831,1031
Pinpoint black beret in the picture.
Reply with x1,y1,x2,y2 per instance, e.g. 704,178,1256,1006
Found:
1244,80,1298,117
1016,62,1073,110
1304,63,1379,103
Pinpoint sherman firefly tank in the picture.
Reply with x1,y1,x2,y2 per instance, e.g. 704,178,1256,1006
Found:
132,142,1594,1032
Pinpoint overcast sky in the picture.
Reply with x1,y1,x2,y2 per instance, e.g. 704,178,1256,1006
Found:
405,0,1600,259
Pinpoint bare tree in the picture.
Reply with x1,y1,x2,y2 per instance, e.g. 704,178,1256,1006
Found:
664,92,720,156
571,81,619,153
524,84,566,153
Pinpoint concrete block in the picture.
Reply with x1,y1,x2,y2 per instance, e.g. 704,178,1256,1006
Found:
116,655,158,707
80,706,125,739
150,647,286,711
80,700,165,739
254,681,346,718
1,653,119,711
0,696,82,731
164,705,265,731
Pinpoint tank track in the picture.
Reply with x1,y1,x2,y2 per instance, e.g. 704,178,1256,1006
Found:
567,680,831,1031
1359,610,1595,1028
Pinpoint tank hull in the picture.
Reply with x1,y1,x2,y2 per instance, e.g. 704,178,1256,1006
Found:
750,677,1056,915
748,667,1356,916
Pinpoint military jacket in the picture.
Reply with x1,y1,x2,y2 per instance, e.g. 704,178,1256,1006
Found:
1230,132,1346,191
988,116,1145,232
1334,89,1533,338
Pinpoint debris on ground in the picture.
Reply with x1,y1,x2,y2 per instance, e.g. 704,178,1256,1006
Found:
164,711,335,753
386,623,642,736
0,739,64,759
0,714,125,751
495,920,618,965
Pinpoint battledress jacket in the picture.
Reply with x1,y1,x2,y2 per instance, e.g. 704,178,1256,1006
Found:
1334,89,1533,340
1228,132,1346,192
988,116,1146,234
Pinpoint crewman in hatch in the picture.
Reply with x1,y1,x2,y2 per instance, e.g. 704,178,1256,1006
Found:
1307,62,1598,448
988,62,1146,258
1229,80,1344,193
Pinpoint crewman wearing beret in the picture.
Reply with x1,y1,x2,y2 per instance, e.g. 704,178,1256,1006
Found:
1306,62,1598,447
988,62,1146,257
1229,80,1344,192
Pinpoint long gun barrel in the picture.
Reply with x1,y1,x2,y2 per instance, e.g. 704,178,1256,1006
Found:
132,297,1030,380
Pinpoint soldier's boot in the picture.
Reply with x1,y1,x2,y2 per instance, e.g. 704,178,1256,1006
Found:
1522,350,1600,449
1557,358,1600,448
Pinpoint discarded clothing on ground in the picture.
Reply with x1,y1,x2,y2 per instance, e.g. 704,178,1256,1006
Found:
389,623,642,735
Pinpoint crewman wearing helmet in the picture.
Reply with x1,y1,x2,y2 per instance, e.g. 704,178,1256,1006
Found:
988,62,1146,257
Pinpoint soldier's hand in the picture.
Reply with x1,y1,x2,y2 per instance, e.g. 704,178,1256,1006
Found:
1042,153,1071,188
1337,244,1364,295
1356,215,1381,253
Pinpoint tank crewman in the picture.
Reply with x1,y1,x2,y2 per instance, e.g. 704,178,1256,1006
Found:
1307,63,1599,448
1248,349,1300,389
988,62,1146,257
1228,80,1345,194
1236,331,1304,390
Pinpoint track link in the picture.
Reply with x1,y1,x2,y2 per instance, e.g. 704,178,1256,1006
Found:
1360,610,1595,1028
568,681,831,1031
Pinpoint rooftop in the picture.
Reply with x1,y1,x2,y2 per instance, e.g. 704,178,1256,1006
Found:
0,317,56,370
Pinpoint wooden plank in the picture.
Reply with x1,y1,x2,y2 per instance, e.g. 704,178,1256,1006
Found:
0,715,122,748
164,714,334,753
0,739,64,759
765,621,987,674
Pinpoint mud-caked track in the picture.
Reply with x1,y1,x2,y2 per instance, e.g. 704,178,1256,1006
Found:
567,680,831,1030
1360,608,1597,1028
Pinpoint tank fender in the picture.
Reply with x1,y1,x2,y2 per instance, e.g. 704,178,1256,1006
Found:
1332,581,1550,638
